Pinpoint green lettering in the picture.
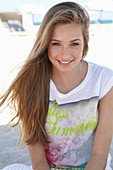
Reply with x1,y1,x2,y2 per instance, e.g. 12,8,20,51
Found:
48,115,56,125
91,121,97,130
65,127,73,136
45,121,51,132
55,127,61,136
60,166,62,170
62,109,69,119
48,100,58,117
61,128,66,136
74,123,85,135
60,127,73,136
52,103,58,116
74,125,80,135
66,109,69,118
55,110,62,118
85,122,92,131
55,109,69,120
55,166,58,170
48,125,57,136
48,100,56,115
79,123,85,133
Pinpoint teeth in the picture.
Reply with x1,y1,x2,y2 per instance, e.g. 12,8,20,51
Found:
60,61,71,64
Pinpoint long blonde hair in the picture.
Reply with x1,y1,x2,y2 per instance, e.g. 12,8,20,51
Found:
0,2,90,147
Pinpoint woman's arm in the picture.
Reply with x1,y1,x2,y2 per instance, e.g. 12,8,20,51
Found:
85,87,113,170
27,142,50,170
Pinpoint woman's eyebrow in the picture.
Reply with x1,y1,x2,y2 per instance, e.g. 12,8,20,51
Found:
50,39,61,42
70,39,81,42
50,38,81,42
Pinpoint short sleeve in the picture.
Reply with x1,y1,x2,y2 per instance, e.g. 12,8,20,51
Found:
99,67,113,100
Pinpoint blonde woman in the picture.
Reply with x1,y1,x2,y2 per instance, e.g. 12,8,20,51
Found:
1,2,113,170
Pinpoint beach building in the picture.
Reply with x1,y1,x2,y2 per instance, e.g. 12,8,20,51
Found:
84,0,113,24
0,11,34,33
0,2,49,33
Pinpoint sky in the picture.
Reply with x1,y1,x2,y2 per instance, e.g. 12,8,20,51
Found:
0,0,113,21
0,0,101,12
0,0,87,12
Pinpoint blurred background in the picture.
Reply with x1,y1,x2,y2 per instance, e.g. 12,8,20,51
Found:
0,0,113,169
0,0,113,88
0,0,113,87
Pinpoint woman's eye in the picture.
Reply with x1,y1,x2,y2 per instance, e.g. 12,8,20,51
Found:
52,43,60,46
71,43,79,46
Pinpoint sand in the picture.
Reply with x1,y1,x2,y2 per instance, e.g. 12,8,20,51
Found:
0,24,113,169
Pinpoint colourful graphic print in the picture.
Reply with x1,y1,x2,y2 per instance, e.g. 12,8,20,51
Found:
45,97,98,168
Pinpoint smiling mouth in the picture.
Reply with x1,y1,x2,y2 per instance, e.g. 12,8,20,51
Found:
58,60,73,64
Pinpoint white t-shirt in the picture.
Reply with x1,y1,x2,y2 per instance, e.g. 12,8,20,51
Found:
45,61,113,168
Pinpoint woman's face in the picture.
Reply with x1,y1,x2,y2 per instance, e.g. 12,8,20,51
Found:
48,22,84,73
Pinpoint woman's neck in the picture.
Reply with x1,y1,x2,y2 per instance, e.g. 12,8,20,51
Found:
51,60,88,94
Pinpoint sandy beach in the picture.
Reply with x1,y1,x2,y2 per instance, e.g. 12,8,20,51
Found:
0,23,113,169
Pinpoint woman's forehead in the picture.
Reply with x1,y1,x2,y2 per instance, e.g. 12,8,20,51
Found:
51,23,83,41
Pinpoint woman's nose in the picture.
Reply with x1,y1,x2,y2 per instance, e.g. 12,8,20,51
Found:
60,46,70,58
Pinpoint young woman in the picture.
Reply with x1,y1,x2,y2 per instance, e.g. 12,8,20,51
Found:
1,2,113,170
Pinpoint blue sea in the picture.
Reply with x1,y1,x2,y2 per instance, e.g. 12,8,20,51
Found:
34,22,41,25
34,20,113,25
90,19,113,24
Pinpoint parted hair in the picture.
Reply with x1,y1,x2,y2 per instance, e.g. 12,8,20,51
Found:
0,2,90,147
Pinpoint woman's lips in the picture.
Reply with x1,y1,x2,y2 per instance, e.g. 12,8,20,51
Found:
57,60,73,64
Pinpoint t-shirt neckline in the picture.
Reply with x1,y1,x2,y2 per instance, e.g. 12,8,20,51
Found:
50,61,91,97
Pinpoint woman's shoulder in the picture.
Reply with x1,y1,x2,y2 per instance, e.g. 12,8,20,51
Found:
86,60,113,100
87,60,113,77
